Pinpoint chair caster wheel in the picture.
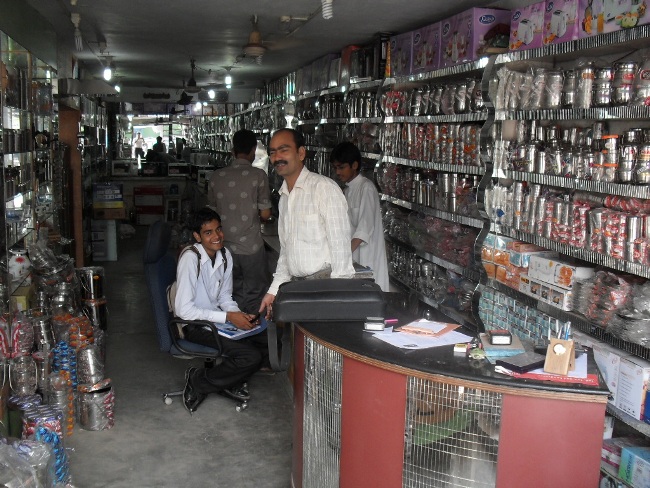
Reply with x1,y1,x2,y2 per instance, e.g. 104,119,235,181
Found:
163,395,173,405
236,401,248,412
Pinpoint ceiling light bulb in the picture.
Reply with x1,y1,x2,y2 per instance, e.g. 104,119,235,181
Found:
322,0,333,19
208,89,215,99
226,83,232,89
103,66,113,81
203,101,207,106
114,84,121,93
225,74,232,85
195,102,201,110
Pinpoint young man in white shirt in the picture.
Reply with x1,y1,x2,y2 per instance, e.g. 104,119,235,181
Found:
175,207,262,413
331,141,390,292
259,129,355,317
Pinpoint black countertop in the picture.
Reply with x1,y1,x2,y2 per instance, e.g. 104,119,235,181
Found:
297,294,609,398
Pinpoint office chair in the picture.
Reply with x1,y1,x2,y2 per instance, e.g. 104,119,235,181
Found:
143,219,248,412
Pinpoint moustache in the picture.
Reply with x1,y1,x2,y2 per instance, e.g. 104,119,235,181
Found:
272,160,288,167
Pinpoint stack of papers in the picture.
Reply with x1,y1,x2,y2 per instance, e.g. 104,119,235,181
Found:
371,319,472,350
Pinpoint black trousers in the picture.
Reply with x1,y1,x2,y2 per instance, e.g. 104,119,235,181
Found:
185,326,262,394
229,246,270,314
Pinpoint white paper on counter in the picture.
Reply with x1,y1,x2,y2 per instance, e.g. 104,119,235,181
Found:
372,329,473,350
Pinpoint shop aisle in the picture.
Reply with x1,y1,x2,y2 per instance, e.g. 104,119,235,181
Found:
66,226,293,487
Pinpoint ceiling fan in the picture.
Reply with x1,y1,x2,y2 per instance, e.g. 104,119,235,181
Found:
181,59,244,94
236,14,306,65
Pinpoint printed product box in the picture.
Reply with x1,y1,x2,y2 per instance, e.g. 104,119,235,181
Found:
389,31,413,77
507,240,546,252
518,274,573,310
92,182,124,209
603,437,646,469
592,342,623,403
493,249,511,267
527,255,595,290
481,245,494,262
543,0,581,45
441,8,511,68
619,446,650,487
508,249,557,268
493,234,516,250
495,265,508,284
509,1,546,51
616,355,650,420
411,22,441,74
483,262,497,278
134,186,164,207
579,0,649,37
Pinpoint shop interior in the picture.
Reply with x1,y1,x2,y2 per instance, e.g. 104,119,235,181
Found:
4,0,650,486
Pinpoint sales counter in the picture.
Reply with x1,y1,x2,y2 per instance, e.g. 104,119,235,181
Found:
290,305,609,488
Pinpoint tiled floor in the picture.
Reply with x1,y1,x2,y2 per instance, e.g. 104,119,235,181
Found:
66,225,293,488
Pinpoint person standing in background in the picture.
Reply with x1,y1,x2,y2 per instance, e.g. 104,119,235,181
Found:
152,136,166,153
331,141,389,292
133,132,145,159
208,129,272,314
259,128,355,317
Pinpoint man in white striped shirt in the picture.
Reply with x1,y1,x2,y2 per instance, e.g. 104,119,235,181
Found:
259,129,355,317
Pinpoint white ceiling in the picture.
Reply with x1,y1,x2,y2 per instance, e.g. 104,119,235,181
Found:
24,0,503,100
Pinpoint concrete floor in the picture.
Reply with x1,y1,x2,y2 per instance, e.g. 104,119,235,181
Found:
66,226,293,488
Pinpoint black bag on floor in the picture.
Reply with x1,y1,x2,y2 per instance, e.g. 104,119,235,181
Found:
273,278,385,323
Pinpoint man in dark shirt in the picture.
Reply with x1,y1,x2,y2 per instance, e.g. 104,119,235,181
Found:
207,129,272,314
152,136,166,153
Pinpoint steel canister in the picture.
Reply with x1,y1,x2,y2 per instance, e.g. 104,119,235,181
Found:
562,70,576,107
613,62,638,105
545,71,564,108
575,66,595,108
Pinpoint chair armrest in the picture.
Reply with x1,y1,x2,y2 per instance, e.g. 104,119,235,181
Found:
168,317,223,359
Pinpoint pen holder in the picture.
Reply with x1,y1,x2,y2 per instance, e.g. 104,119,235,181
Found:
543,338,575,376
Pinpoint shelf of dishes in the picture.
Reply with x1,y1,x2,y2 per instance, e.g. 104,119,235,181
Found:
389,273,477,330
386,234,481,283
382,194,484,229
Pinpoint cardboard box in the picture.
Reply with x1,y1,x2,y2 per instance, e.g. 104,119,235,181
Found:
495,265,507,284
134,187,164,207
508,249,557,268
617,356,650,420
527,255,595,290
91,219,117,261
619,446,650,487
440,8,511,68
603,437,646,469
389,31,413,77
10,285,31,312
509,1,546,51
518,274,573,310
92,182,124,209
493,249,511,267
411,22,441,74
493,234,516,251
483,262,497,278
579,0,649,38
93,207,127,220
543,0,581,45
481,245,494,263
592,342,623,404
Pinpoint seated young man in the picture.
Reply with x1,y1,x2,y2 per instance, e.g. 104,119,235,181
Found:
174,207,262,412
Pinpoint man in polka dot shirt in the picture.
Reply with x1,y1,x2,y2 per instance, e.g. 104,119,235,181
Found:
208,129,273,314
